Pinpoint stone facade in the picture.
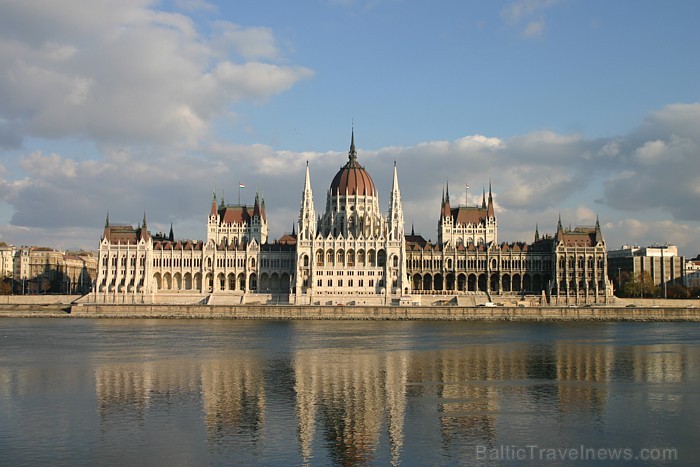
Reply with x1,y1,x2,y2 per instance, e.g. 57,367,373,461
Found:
95,131,612,305
10,246,96,294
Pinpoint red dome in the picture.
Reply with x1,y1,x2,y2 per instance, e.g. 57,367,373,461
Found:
329,131,376,196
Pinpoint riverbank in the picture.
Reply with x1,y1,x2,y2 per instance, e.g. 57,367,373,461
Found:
0,303,697,321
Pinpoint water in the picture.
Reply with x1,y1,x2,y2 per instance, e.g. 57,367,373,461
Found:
1,319,698,466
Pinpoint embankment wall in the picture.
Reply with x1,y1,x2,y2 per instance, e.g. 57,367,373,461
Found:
62,304,700,321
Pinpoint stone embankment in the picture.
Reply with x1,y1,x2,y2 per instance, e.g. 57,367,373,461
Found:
1,295,698,321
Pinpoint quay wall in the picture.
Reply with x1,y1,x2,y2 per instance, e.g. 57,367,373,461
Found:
61,304,700,321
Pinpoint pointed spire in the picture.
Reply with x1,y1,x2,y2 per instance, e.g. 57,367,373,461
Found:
142,212,147,229
487,180,495,218
556,214,564,241
388,161,404,241
169,223,174,242
348,126,358,164
253,191,261,217
292,223,296,236
210,192,218,217
595,214,603,244
535,224,540,242
445,180,450,204
482,188,486,209
299,161,316,240
411,222,415,236
105,212,110,228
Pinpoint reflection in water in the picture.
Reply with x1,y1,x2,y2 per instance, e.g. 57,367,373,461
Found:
201,356,266,446
2,321,698,465
294,350,409,466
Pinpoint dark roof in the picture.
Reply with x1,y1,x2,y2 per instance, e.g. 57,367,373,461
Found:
329,130,376,197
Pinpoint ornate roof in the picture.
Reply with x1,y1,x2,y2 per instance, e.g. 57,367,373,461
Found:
329,129,376,197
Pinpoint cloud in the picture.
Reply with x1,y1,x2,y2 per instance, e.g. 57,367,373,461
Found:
1,101,700,256
501,0,560,38
0,0,313,147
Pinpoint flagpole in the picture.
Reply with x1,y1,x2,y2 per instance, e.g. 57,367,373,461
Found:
465,182,470,207
238,182,241,206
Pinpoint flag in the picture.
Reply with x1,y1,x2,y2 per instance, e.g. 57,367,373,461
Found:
239,183,246,188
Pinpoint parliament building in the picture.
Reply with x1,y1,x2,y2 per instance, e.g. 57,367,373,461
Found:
96,131,612,306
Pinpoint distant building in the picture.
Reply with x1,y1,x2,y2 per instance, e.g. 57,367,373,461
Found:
0,242,15,280
685,255,700,289
95,130,612,305
607,245,685,294
12,246,96,294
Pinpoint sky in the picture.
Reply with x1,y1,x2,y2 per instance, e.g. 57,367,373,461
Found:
0,0,699,257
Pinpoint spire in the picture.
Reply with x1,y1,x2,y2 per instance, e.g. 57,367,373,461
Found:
139,212,149,241
261,196,266,221
445,180,450,204
535,224,540,242
482,188,486,209
441,183,451,219
169,223,174,242
253,191,261,218
411,222,415,236
348,127,358,164
299,162,316,240
556,214,564,241
105,212,110,228
595,214,603,244
292,223,296,236
210,192,217,216
388,162,405,241
487,180,495,218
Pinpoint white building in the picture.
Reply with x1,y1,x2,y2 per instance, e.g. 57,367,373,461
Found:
294,131,407,304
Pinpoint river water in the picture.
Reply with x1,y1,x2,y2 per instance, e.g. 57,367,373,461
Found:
0,318,698,466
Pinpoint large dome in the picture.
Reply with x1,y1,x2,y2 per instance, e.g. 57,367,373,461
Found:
329,132,376,196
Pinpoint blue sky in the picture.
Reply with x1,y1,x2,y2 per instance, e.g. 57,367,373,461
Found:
0,0,699,257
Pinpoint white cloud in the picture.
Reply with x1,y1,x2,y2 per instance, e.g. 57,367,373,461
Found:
1,101,699,256
523,18,546,38
0,0,313,146
501,0,560,38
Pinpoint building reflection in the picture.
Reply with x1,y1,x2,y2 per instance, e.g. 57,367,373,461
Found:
200,356,266,444
555,342,613,415
95,360,200,419
86,333,694,463
293,350,409,466
94,355,267,445
410,346,529,449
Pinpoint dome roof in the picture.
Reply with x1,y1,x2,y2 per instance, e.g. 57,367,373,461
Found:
329,131,376,197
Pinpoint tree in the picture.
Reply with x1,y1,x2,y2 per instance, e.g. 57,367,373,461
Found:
0,278,12,295
666,283,690,299
622,271,658,298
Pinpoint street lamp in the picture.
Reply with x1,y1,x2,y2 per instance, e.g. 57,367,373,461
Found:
617,267,621,293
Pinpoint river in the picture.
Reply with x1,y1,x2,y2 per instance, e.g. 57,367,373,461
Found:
1,318,698,465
